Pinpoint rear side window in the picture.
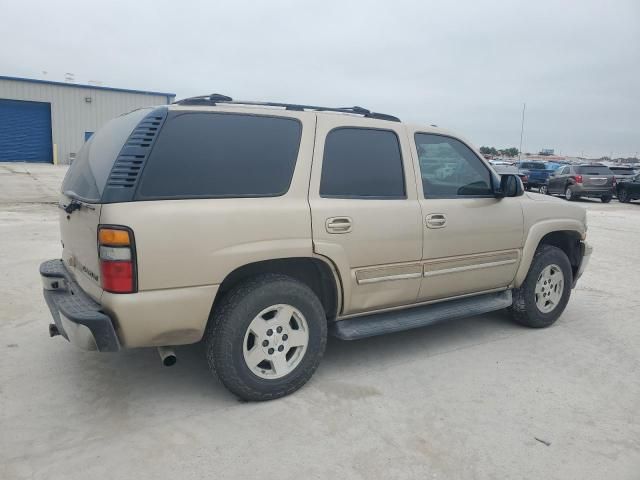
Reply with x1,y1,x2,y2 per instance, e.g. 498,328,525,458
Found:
575,166,612,175
320,128,405,198
62,108,152,202
137,113,302,199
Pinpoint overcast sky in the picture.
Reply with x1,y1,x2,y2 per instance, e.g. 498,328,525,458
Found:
2,0,639,157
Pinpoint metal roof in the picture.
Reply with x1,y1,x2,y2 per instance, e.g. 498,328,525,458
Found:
0,75,175,98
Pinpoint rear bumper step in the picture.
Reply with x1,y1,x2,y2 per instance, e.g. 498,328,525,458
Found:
40,259,120,352
331,290,513,340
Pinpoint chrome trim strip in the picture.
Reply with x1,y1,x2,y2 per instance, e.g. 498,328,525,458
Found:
357,272,422,285
423,259,518,277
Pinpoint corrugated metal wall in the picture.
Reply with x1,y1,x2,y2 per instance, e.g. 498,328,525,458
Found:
0,78,172,164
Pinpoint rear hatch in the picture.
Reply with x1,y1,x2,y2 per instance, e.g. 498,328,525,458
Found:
576,165,614,189
58,108,156,301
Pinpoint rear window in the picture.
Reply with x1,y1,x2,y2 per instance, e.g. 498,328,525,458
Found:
576,166,612,175
136,113,302,199
62,108,152,202
520,162,546,170
610,167,635,175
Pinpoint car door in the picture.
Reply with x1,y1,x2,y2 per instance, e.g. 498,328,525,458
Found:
549,166,568,193
309,116,423,315
410,131,524,301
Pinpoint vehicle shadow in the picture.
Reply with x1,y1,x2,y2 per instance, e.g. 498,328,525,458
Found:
62,308,524,403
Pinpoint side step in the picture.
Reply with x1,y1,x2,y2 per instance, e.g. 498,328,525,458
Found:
331,290,513,340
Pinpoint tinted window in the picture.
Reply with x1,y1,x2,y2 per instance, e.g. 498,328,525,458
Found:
320,128,405,198
415,134,493,198
520,162,546,170
576,166,612,175
610,167,635,175
62,108,152,202
137,113,302,199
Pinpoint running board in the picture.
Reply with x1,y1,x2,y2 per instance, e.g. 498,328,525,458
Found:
331,290,513,340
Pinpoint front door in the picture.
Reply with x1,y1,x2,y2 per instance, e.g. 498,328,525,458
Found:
309,116,423,315
410,132,524,301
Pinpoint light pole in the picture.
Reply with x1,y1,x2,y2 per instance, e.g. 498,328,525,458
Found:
518,103,526,161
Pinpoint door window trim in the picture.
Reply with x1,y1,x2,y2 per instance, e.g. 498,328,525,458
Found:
320,126,408,200
414,132,499,199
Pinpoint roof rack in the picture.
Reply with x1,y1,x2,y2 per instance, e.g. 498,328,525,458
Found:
173,94,401,122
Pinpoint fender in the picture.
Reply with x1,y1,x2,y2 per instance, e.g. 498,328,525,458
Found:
513,218,586,287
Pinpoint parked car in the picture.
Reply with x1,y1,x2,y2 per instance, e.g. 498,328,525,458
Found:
616,172,640,203
517,161,551,190
40,95,592,401
492,164,528,188
609,166,637,183
541,164,615,202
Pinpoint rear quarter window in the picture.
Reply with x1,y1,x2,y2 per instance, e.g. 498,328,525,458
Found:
62,108,152,202
136,112,302,199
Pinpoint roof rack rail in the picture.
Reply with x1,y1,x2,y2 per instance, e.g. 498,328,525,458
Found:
172,94,401,122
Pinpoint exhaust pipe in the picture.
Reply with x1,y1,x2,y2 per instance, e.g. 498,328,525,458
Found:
158,346,177,367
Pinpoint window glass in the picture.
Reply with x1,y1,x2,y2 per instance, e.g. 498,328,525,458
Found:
414,134,493,198
561,167,570,174
137,113,302,199
62,108,152,202
320,128,405,198
575,166,612,175
520,162,546,170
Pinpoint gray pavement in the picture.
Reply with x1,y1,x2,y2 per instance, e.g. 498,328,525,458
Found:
1,163,639,479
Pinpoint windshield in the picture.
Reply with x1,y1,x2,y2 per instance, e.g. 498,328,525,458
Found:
576,166,612,175
61,108,152,202
493,165,519,175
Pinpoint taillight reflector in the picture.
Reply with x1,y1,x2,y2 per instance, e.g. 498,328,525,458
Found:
100,261,134,293
575,175,583,184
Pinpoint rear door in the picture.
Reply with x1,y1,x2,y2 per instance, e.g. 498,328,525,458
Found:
549,166,569,193
410,132,523,301
309,116,423,315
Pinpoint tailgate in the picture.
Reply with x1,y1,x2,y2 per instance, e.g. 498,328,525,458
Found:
59,193,103,301
583,175,611,187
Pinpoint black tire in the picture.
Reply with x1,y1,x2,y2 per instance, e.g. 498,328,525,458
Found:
565,185,579,201
618,188,630,203
509,245,573,328
205,274,327,401
601,195,612,203
539,185,549,195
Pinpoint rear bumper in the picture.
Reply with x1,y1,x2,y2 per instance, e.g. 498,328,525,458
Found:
40,259,120,352
572,241,592,288
574,186,614,196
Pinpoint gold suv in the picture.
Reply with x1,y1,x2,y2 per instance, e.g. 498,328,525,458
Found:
40,95,592,400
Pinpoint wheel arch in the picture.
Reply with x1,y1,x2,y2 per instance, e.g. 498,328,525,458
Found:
213,257,342,321
515,221,585,287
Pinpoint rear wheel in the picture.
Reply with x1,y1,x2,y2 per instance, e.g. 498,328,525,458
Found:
510,245,572,328
618,188,630,203
601,195,612,203
539,185,549,195
565,185,579,201
205,274,327,401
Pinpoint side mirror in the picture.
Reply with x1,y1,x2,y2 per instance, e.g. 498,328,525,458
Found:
496,174,524,198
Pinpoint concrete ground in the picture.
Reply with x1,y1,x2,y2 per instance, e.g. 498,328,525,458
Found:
1,162,639,480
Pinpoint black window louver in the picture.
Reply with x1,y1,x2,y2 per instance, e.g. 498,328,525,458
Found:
101,107,168,203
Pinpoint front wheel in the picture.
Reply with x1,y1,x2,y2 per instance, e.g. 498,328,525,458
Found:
509,245,572,328
601,195,612,203
205,274,327,401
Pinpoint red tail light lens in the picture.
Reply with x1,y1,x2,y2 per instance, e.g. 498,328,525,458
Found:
98,226,136,293
575,175,583,183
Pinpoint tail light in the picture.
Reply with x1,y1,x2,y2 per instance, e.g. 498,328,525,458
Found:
98,226,136,293
612,176,617,186
522,175,528,183
575,175,583,184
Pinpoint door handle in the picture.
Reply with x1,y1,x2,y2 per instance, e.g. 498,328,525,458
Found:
326,216,352,234
426,213,447,229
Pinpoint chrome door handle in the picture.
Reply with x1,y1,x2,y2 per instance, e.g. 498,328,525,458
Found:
326,216,353,233
426,213,447,229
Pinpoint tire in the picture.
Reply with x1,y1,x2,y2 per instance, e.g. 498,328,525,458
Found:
618,189,630,203
601,195,612,203
565,185,579,201
205,274,327,401
539,185,549,195
509,245,572,328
